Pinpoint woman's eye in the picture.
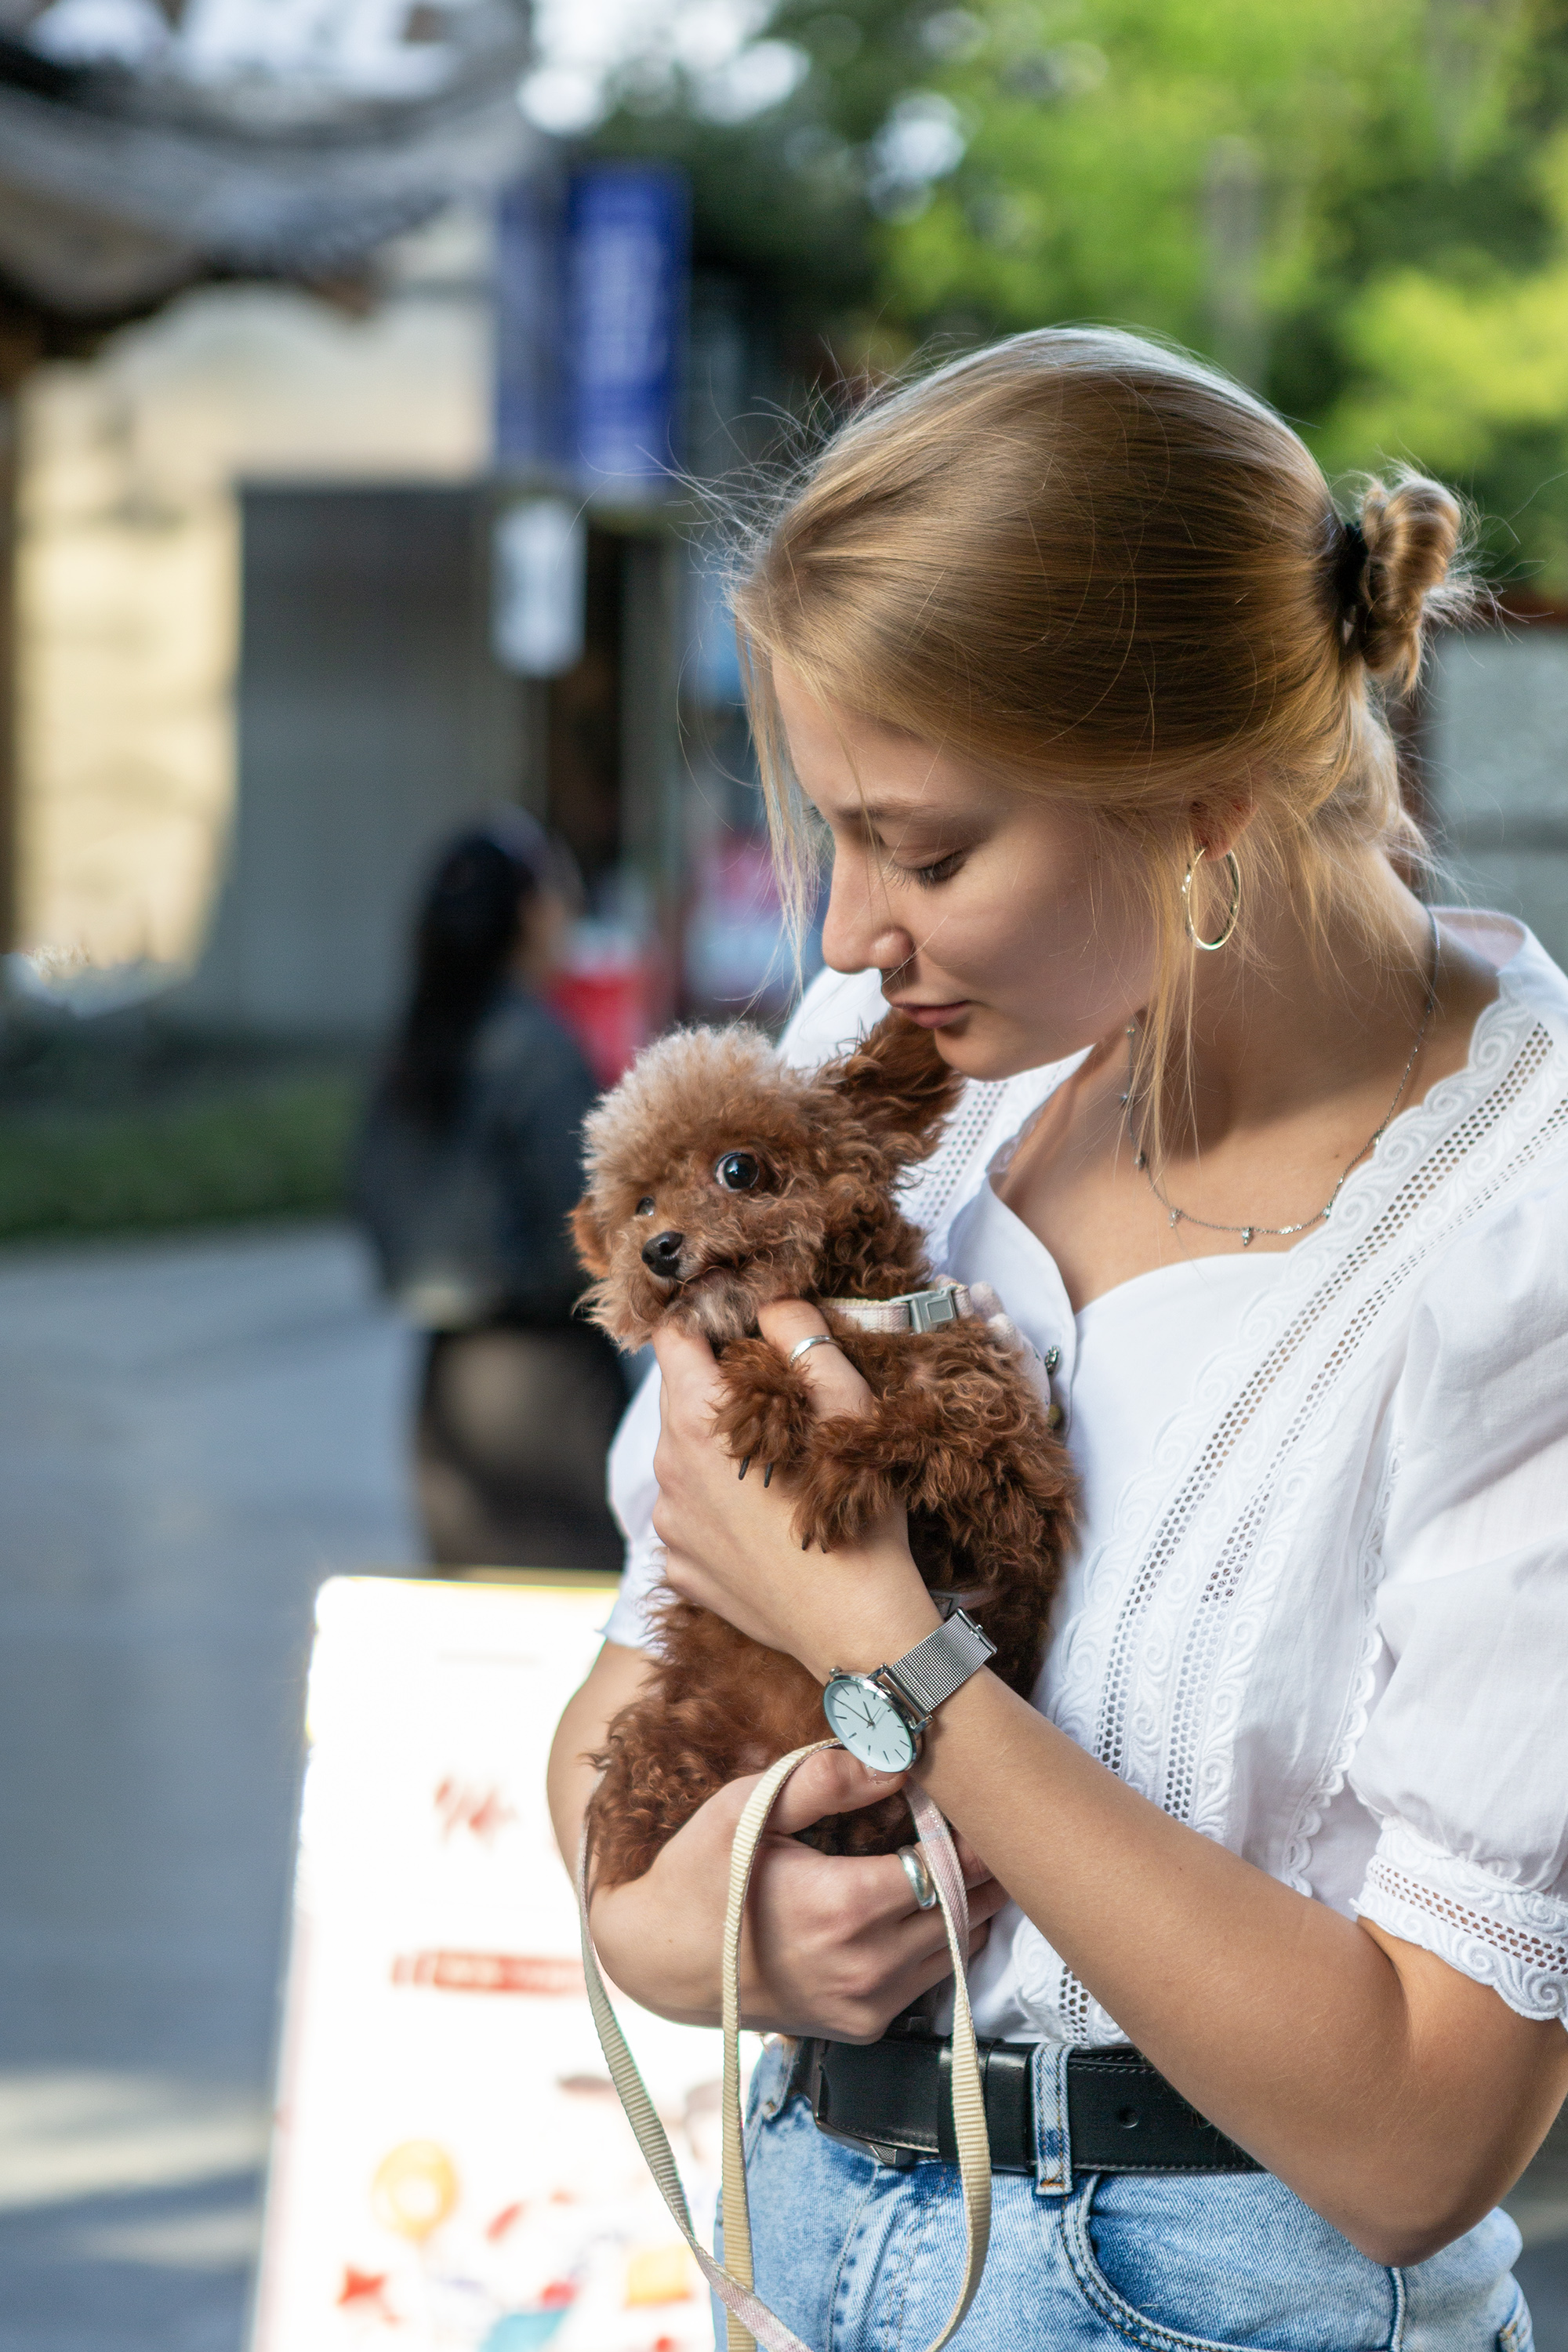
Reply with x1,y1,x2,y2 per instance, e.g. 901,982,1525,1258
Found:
635,1196,656,1216
713,1152,761,1192
904,851,964,889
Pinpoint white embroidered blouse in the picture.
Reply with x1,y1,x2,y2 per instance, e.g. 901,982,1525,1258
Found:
602,910,1568,2044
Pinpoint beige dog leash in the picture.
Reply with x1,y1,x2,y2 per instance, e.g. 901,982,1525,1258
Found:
578,1739,992,2352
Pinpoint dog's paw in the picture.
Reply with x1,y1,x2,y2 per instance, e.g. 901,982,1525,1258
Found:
712,1337,814,1470
788,1414,905,1551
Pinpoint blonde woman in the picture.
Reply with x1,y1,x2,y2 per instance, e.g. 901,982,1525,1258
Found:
549,331,1568,2346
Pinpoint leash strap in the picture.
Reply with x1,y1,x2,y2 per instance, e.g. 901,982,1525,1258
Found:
578,1741,992,2352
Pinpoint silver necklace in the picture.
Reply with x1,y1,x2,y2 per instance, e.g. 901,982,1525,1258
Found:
1125,910,1441,1249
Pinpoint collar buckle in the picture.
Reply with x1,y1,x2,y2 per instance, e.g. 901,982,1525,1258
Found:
826,1282,971,1336
907,1285,960,1333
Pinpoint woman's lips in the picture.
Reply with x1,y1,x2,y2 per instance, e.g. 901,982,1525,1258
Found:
887,999,970,1029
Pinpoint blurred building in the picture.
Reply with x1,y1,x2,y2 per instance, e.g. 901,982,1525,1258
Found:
1424,614,1568,968
16,209,496,993
11,129,806,1062
1,0,540,1018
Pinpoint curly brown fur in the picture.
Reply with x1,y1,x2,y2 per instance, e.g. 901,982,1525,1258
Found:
575,1012,1075,1888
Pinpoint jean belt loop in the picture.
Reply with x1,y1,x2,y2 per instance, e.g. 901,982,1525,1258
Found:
1032,2043,1073,2198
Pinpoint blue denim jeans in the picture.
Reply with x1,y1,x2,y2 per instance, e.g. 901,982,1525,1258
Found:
717,2039,1532,2352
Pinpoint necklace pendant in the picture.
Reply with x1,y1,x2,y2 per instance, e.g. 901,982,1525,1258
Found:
1134,1149,1147,1172
1240,1226,1254,1247
1168,1208,1181,1229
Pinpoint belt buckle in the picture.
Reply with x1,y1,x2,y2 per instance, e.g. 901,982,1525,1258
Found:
797,2039,920,2171
813,2114,919,2170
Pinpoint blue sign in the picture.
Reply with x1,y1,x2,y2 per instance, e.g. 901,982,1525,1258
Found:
565,162,689,500
493,171,565,474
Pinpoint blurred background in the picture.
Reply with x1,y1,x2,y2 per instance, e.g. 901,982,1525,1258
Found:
3,1,1568,2345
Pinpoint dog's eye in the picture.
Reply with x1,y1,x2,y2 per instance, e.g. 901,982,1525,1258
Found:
714,1151,761,1192
635,1196,656,1216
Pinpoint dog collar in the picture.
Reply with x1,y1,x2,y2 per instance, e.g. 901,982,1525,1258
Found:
826,1282,975,1336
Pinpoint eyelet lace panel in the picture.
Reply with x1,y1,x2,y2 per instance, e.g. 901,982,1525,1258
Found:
1356,1823,1568,2022
901,1080,1005,1230
1095,1019,1563,1802
1025,1002,1568,2045
902,1073,1048,1261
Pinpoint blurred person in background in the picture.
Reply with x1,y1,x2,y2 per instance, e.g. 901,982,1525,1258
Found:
354,815,628,1572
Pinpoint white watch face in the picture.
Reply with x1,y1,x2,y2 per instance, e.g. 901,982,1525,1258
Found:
823,1675,918,1771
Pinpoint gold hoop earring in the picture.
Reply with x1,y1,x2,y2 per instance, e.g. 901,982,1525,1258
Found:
1183,847,1242,953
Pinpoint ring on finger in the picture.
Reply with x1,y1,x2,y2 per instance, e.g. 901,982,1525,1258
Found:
896,1844,937,1911
788,1334,839,1370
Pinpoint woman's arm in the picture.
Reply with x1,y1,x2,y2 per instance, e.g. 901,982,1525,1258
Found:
546,1638,1011,2035
546,1639,654,1862
649,1308,1568,2267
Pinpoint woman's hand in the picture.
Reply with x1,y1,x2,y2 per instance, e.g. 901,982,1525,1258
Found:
649,1301,941,1680
589,1742,1007,2038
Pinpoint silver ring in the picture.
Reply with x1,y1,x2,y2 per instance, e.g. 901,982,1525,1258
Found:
787,1334,838,1370
896,1845,937,1910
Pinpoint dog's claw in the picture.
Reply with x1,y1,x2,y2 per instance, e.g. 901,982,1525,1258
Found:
762,1463,773,1488
737,1456,750,1480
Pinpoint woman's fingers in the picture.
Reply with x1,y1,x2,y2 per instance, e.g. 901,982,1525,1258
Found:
735,1818,1011,2039
651,1322,727,1429
867,1859,1011,1950
811,1911,999,2044
753,1832,1009,1951
869,1855,1011,1932
755,1299,876,1418
743,1751,1007,1920
762,1747,908,1835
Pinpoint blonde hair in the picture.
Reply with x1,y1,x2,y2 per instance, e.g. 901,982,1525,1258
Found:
730,328,1472,1148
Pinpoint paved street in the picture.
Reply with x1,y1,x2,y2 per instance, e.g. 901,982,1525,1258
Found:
0,1224,419,2351
0,1221,1565,2350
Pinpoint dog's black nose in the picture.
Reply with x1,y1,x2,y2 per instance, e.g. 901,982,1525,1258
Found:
641,1229,685,1276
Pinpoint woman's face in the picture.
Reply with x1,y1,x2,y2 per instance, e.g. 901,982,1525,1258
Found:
775,666,1157,1082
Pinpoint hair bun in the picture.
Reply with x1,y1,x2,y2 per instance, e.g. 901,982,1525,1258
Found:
1344,473,1464,691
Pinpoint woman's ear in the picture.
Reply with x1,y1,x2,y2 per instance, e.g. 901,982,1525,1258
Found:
814,1012,965,1163
1189,789,1258,862
571,1196,611,1278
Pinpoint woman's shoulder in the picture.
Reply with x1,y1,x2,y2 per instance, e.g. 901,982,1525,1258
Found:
473,986,595,1091
777,965,889,1069
1398,1147,1568,1428
1381,917,1568,1340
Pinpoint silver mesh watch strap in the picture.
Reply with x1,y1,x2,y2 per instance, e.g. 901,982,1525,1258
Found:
882,1607,996,1720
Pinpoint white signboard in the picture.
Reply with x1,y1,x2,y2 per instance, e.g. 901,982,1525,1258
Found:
252,1576,740,2352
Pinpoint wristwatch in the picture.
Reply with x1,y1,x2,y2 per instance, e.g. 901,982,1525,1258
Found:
822,1606,996,1770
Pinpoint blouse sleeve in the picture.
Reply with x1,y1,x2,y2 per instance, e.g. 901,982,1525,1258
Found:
1348,1173,1568,2024
601,1359,666,1648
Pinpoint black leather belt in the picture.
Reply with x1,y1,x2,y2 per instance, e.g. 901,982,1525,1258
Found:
787,2028,1261,2177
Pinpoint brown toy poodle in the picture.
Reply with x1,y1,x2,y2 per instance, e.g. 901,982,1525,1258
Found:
572,1011,1075,1888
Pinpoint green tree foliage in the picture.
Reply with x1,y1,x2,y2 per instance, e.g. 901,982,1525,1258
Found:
596,0,1568,582
589,0,950,368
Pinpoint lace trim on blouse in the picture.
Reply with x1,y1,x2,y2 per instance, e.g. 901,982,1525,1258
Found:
1356,1822,1568,2022
1033,994,1568,2043
899,1076,1047,1262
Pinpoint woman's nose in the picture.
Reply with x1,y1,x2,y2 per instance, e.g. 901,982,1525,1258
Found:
821,856,914,978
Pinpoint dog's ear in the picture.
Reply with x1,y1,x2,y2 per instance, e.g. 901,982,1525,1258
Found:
571,1195,611,1279
815,1013,965,1162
